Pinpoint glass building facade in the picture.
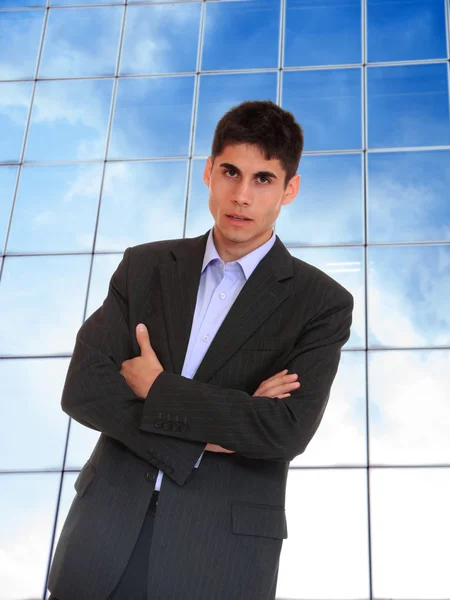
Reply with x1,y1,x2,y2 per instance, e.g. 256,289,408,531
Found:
0,0,449,598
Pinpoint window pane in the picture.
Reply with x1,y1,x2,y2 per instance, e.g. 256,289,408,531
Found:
202,0,279,71
65,420,100,470
185,158,214,238
0,358,69,470
367,64,450,149
277,469,370,599
25,79,113,162
85,252,122,319
371,468,450,598
7,164,102,254
369,350,450,465
120,3,200,75
285,0,361,67
0,82,33,163
277,153,364,245
282,68,362,151
109,76,194,159
289,246,365,349
0,473,59,600
368,150,450,243
0,255,90,356
50,472,77,568
52,0,122,5
292,351,367,467
96,161,188,252
0,9,44,80
0,0,46,6
368,0,447,62
0,166,18,252
368,245,450,348
39,6,123,78
194,73,277,157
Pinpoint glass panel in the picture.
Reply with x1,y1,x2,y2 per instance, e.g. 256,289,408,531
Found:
202,0,279,71
109,76,194,160
96,160,187,252
369,350,450,466
282,68,362,151
0,0,46,6
0,255,90,356
185,158,214,238
0,472,60,600
277,153,364,245
367,64,450,149
85,252,122,319
65,420,100,470
371,468,450,598
0,9,44,80
289,246,365,349
25,78,113,162
0,166,18,253
120,3,200,75
277,469,370,599
39,6,123,78
0,82,33,163
52,0,122,5
292,350,367,467
7,163,102,254
194,73,277,157
368,150,450,243
0,358,69,470
285,0,361,67
50,471,77,568
368,245,450,348
368,0,447,62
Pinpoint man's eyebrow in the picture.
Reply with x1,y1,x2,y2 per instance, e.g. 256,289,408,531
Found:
219,162,278,179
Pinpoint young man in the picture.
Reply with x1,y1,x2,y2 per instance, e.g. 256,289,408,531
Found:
48,100,353,600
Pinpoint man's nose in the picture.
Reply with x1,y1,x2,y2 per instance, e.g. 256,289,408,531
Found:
233,180,252,205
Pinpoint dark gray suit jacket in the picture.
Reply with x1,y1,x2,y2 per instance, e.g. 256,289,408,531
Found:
48,230,353,600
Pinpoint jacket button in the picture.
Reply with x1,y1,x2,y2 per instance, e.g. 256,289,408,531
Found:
163,422,171,430
172,423,181,432
180,424,189,432
146,471,157,482
154,420,162,428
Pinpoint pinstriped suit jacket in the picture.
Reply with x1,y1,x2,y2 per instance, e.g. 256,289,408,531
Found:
48,230,353,600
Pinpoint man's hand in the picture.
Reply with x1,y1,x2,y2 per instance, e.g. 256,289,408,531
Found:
120,324,164,399
205,369,301,454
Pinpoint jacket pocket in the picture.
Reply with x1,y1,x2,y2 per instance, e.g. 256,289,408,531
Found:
74,461,97,498
231,502,288,540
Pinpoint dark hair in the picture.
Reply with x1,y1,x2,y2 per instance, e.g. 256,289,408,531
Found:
211,100,304,187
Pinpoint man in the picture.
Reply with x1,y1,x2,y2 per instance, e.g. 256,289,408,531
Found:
48,100,353,600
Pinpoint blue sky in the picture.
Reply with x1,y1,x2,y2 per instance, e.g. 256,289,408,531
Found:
0,1,450,599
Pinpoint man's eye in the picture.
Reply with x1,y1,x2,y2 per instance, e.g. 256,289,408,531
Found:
258,176,271,184
224,169,237,178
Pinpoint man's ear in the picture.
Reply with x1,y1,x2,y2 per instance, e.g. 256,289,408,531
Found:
282,173,301,207
203,157,213,187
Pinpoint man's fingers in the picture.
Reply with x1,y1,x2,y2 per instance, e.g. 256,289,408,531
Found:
136,323,152,356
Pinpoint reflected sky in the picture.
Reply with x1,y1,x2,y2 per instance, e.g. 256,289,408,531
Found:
368,150,450,243
39,6,123,78
277,469,370,599
0,254,90,356
368,63,450,148
120,3,201,75
370,468,450,598
277,153,364,245
282,68,362,151
0,358,69,470
202,0,279,71
368,245,450,348
0,9,44,80
7,163,102,254
0,166,17,253
367,0,447,62
0,81,33,163
96,161,188,251
289,246,365,349
285,0,361,67
185,158,215,239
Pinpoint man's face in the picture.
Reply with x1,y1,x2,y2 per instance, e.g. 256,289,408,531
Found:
203,143,300,259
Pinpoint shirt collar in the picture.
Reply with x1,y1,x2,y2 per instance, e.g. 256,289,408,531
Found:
201,227,276,281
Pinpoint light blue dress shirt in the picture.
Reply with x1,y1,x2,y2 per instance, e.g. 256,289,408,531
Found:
154,227,277,491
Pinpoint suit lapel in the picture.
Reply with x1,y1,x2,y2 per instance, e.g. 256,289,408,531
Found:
159,230,293,382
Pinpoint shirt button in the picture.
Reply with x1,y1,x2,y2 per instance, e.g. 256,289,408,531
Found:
202,335,210,342
219,293,226,299
146,472,157,482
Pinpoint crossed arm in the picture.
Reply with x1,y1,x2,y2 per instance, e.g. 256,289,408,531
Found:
61,247,353,485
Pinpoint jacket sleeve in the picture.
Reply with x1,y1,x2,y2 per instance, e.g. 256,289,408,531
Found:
140,290,353,462
60,247,205,486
